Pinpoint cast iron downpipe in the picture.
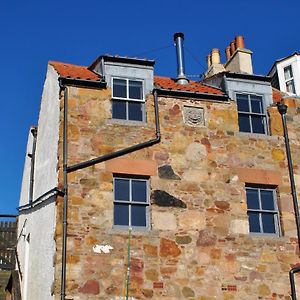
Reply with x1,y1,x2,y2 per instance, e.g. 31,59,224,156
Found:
60,82,68,300
277,102,300,300
29,127,37,204
59,80,161,299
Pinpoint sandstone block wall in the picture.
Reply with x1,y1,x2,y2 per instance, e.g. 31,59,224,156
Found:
54,86,300,299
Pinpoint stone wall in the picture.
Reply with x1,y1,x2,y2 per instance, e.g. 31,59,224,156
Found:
54,86,300,299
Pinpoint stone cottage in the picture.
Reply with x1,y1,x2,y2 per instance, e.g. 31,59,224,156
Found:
16,33,300,299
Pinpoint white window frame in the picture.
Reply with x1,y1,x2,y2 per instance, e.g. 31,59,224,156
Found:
111,77,146,122
284,65,296,94
235,92,268,135
246,185,281,236
113,176,150,230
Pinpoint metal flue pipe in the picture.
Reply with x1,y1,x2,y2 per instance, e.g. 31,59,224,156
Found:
174,32,188,85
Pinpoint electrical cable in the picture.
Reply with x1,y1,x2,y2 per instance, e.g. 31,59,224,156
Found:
185,46,207,71
133,44,172,57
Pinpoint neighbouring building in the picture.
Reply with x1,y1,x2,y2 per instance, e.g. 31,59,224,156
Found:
268,52,300,96
16,33,300,299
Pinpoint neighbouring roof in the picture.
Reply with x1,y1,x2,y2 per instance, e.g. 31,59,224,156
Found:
49,60,226,96
268,52,300,76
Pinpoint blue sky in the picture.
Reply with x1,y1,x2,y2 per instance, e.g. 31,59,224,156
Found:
1,0,300,214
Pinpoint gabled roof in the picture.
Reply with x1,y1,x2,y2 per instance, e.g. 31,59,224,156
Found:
49,61,102,81
154,76,225,95
49,60,226,97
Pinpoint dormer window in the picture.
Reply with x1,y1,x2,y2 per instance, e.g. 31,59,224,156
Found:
284,65,296,94
236,93,267,134
112,78,145,121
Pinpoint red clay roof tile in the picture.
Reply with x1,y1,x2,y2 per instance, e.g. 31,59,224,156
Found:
272,88,284,103
49,61,224,96
49,61,101,81
154,76,224,95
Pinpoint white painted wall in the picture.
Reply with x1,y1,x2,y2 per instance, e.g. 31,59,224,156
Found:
276,54,300,96
17,65,60,300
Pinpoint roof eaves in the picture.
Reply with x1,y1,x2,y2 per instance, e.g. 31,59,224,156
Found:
89,55,155,70
59,77,107,89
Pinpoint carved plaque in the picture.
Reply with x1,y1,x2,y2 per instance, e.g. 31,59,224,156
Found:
183,106,204,126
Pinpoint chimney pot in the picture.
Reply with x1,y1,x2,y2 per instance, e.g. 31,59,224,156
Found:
235,35,245,49
207,54,212,68
225,47,231,61
211,48,221,64
230,40,236,55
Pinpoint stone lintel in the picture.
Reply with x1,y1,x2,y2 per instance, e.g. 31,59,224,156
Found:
236,168,282,186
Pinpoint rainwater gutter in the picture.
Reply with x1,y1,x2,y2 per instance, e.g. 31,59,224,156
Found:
59,76,161,300
277,103,300,300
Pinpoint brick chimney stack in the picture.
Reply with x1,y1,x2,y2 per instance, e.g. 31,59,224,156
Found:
224,35,253,74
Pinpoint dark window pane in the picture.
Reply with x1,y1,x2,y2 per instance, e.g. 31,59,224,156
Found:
286,80,296,94
113,79,127,98
248,212,261,233
262,213,276,234
131,205,147,227
250,95,263,113
129,81,143,99
251,115,265,134
237,94,249,112
115,179,129,201
114,203,129,226
246,189,260,209
238,114,251,132
132,180,147,202
128,101,143,121
112,100,126,120
284,66,293,80
261,190,275,210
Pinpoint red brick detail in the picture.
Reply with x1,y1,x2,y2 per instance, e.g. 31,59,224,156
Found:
227,285,237,292
236,168,282,185
153,282,164,289
78,280,100,295
105,158,157,176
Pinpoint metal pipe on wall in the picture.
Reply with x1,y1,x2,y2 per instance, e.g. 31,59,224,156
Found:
29,127,37,204
60,82,68,300
277,102,300,300
59,81,161,299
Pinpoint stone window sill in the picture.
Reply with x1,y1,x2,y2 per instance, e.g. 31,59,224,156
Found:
106,119,153,128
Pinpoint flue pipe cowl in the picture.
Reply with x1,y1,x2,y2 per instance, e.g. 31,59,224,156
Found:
174,32,188,85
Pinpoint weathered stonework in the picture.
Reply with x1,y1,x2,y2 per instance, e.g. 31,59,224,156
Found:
53,84,300,299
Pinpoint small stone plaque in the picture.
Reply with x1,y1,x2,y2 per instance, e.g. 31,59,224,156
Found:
183,106,205,126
